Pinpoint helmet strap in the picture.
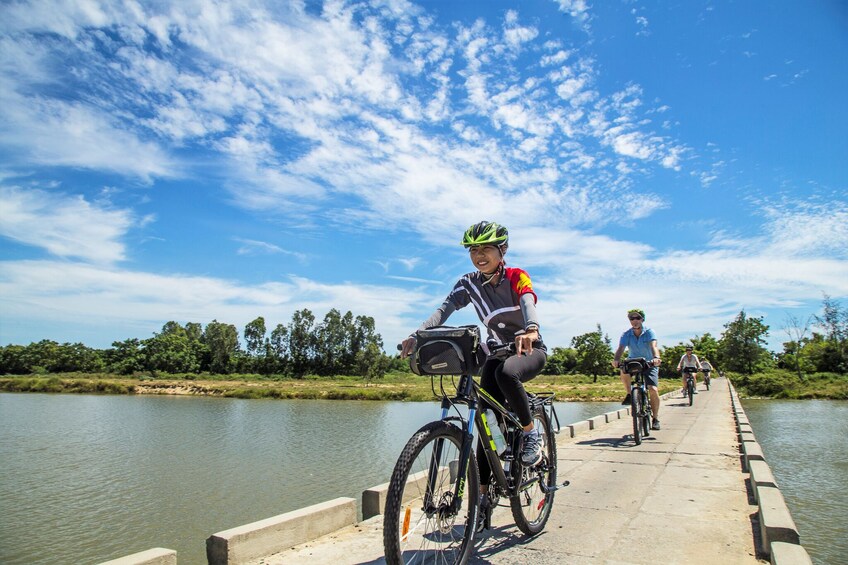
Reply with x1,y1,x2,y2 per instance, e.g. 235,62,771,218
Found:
481,262,504,286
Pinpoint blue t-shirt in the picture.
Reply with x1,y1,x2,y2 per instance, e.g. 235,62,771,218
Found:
619,327,657,360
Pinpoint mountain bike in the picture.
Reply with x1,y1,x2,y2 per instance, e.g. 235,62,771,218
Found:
384,326,564,565
702,369,711,390
682,367,697,406
621,357,653,446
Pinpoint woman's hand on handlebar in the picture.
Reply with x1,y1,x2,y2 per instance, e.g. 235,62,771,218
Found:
399,336,416,359
515,329,538,356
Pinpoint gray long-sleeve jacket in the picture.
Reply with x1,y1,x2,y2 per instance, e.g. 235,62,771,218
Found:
418,267,543,349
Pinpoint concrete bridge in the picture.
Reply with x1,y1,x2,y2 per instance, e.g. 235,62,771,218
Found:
105,378,811,565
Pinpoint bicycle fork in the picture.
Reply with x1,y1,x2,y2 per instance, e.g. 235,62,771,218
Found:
423,397,478,518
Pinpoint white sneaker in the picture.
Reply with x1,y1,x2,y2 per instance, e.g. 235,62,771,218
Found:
521,428,543,466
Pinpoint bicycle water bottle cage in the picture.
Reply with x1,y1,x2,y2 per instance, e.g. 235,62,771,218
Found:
410,325,482,376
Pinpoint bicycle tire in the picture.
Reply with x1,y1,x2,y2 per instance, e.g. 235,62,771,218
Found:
687,378,694,406
510,409,557,536
631,388,642,445
705,376,710,390
383,421,479,565
641,392,651,438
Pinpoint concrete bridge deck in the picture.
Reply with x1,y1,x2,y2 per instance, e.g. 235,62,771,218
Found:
186,379,811,565
235,377,785,564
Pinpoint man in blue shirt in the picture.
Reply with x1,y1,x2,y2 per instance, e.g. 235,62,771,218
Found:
612,308,662,430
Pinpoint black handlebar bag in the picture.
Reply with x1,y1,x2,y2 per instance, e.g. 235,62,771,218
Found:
409,325,482,376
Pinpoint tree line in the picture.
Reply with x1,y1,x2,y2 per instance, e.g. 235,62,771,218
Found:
541,296,848,379
0,309,397,379
1,297,846,380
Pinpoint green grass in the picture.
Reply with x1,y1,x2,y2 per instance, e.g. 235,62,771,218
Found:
2,369,844,400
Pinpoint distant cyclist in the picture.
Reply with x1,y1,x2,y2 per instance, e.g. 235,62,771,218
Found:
700,358,714,384
611,308,662,430
677,346,701,395
399,221,547,528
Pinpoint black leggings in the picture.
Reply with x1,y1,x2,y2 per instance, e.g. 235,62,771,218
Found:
477,348,547,487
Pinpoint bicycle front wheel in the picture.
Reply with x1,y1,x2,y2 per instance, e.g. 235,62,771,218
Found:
511,408,557,536
631,388,642,445
383,420,479,565
688,379,694,406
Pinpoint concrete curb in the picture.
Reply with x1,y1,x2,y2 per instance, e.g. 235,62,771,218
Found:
748,459,778,501
741,438,766,471
567,419,591,437
97,548,177,565
770,541,813,565
588,414,605,429
206,497,357,565
727,380,812,564
757,486,800,551
361,480,390,520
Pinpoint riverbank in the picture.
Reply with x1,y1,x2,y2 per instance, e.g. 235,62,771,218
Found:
729,369,848,399
2,369,845,400
0,372,681,402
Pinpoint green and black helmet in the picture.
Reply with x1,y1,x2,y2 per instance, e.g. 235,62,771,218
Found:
461,221,509,249
627,308,646,320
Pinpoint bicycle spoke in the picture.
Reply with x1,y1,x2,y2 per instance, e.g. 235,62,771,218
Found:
510,409,556,535
384,422,478,565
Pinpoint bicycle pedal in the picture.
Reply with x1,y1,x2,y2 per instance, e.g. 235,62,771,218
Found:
545,480,570,492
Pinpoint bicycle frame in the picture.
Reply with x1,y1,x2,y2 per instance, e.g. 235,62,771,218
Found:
622,357,653,444
426,369,560,516
623,358,652,396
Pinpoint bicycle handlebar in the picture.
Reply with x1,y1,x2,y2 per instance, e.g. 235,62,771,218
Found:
621,357,652,374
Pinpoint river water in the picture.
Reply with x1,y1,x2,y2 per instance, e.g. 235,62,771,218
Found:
741,399,848,565
4,393,844,565
0,393,620,565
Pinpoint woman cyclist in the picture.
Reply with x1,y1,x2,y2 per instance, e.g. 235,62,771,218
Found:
677,345,701,396
400,221,547,528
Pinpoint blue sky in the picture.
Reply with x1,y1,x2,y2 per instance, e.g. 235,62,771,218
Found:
1,0,846,355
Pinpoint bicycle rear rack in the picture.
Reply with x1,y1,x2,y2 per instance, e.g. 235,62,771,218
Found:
529,391,561,434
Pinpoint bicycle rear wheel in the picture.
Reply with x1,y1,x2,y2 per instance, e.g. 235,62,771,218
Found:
383,421,479,565
510,408,557,536
631,388,642,445
641,391,651,437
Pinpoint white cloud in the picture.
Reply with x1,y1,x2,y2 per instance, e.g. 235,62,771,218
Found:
554,0,591,30
0,186,133,264
0,91,179,181
398,258,422,270
503,10,538,49
233,238,308,258
0,260,433,348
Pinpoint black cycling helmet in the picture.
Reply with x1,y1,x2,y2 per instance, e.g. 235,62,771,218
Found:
461,221,509,250
627,308,645,320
